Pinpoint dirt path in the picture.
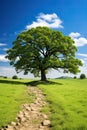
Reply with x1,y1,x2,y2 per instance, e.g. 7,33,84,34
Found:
3,86,51,130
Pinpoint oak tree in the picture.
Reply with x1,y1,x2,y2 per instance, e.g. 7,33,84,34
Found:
6,27,82,81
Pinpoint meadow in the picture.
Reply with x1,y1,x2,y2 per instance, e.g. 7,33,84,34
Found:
0,78,34,128
39,79,87,130
0,78,87,130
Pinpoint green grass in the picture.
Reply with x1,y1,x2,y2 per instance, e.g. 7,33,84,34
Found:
38,79,87,130
1,78,87,130
0,78,33,128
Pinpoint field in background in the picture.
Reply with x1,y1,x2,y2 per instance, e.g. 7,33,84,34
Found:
39,79,87,130
0,78,33,128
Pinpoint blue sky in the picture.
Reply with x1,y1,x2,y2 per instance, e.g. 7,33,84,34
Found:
0,0,87,78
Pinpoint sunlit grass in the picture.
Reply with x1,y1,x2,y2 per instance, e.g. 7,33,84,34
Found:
0,78,33,128
39,79,87,130
1,78,87,130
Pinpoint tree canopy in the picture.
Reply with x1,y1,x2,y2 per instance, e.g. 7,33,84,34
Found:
80,74,86,79
6,27,82,81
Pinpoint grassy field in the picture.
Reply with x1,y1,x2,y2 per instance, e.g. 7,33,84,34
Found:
0,78,33,128
0,78,87,130
38,79,87,130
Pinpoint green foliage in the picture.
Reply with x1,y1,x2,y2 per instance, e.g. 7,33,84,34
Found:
39,79,87,130
12,75,18,79
6,27,82,81
74,76,77,79
80,74,86,79
3,76,7,79
0,78,34,128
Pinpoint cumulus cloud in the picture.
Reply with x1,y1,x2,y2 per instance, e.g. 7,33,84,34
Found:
0,55,9,62
0,43,7,46
26,13,63,29
69,32,81,38
69,32,87,47
74,38,87,47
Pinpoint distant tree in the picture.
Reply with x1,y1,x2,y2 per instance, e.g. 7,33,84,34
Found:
12,75,18,79
4,76,7,79
80,74,86,79
74,76,77,79
6,27,82,81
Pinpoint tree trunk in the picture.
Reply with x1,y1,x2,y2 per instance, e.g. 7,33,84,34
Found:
41,69,46,81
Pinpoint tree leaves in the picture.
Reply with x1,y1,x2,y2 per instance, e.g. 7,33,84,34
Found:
6,27,82,79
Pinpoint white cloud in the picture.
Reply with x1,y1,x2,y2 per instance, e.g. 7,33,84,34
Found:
0,67,15,77
0,65,87,79
74,37,87,47
77,53,87,71
77,53,87,57
3,48,9,51
0,55,9,62
80,59,86,64
47,69,74,78
69,32,87,47
47,59,87,78
37,13,58,22
79,64,87,77
76,53,87,77
69,32,81,38
0,66,34,78
0,43,7,46
83,58,87,61
0,66,74,79
26,13,63,29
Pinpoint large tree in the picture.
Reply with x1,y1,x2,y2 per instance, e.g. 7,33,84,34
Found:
6,27,82,81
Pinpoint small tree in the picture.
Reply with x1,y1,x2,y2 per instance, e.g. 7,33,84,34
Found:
12,75,18,79
74,76,77,79
6,27,82,81
80,74,86,79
